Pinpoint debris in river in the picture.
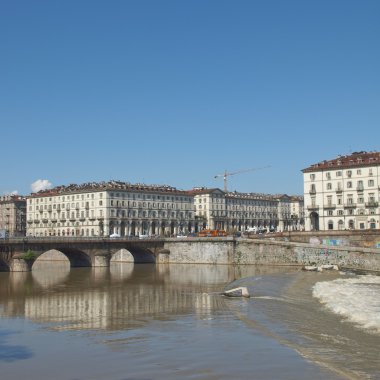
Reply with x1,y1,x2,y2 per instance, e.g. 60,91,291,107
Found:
223,286,250,298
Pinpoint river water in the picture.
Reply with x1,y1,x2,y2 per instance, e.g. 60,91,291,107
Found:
0,262,379,380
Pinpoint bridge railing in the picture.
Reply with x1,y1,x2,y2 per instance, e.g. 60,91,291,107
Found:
2,236,165,244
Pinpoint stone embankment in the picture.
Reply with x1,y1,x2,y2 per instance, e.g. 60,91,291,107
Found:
164,233,380,272
236,238,380,272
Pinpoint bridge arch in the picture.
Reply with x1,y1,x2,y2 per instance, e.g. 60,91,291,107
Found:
33,248,92,268
111,247,156,263
0,257,10,271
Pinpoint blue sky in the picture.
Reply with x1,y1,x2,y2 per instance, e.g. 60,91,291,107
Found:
1,0,379,196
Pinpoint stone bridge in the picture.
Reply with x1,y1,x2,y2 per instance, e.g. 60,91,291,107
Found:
1,235,380,273
0,237,169,271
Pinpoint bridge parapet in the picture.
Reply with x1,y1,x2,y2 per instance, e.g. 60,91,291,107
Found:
0,237,167,271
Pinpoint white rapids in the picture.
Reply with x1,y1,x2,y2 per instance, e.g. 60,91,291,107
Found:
312,275,380,334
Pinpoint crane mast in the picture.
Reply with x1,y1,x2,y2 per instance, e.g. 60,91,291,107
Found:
214,166,270,192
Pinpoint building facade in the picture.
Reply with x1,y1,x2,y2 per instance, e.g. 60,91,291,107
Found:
191,188,304,232
0,195,27,237
302,151,380,231
289,195,305,231
26,181,196,237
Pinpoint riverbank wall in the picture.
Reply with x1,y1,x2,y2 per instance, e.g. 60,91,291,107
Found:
163,237,380,272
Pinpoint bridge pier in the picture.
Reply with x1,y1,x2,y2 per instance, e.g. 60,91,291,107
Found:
93,253,111,267
10,255,34,272
156,249,170,264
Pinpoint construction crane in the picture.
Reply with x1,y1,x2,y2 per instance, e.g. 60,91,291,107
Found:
214,166,271,192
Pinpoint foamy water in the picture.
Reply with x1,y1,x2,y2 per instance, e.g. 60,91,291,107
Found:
313,275,380,334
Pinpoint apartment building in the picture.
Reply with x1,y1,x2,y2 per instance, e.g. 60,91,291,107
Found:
0,195,27,237
289,195,305,231
26,181,196,237
302,151,380,231
191,188,304,232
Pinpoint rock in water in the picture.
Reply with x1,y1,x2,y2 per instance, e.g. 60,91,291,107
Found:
223,286,250,298
303,266,318,271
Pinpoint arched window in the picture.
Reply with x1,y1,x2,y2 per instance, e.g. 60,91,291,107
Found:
338,220,344,230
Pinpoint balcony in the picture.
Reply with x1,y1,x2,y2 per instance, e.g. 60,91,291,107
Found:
324,203,336,209
356,185,364,191
34,219,40,224
51,219,57,223
42,219,49,223
365,202,379,208
309,189,316,194
307,205,319,211
344,203,356,208
335,187,343,193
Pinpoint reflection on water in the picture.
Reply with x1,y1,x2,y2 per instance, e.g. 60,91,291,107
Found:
1,263,259,331
32,261,70,288
0,264,349,380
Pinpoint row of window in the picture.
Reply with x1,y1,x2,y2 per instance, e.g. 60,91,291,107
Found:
310,168,374,181
310,179,377,192
198,197,277,207
31,200,195,213
30,193,99,203
197,204,281,212
325,195,377,204
30,193,193,203
327,219,377,230
326,209,377,216
30,229,98,237
28,210,194,223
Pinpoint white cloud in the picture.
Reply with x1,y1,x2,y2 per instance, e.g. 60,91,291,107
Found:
3,190,19,196
31,179,53,193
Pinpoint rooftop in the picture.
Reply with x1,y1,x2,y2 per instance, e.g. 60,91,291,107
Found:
29,180,188,197
302,151,380,173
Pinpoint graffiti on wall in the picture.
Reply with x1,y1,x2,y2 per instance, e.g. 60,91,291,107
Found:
322,239,347,247
309,237,320,245
362,241,380,249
